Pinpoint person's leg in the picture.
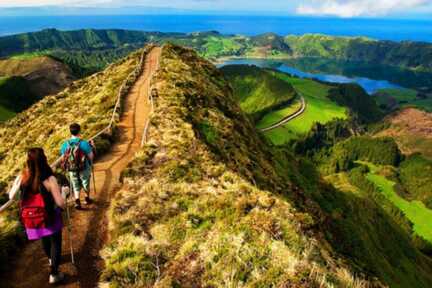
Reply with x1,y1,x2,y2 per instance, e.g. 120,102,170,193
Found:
50,231,62,275
41,235,51,260
69,171,82,208
80,167,92,204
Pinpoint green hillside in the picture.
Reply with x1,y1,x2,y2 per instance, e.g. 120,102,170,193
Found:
260,72,348,144
221,65,297,121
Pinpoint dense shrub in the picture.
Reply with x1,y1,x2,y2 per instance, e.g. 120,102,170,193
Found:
322,136,402,174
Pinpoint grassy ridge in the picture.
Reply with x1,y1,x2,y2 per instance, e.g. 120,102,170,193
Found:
101,44,380,287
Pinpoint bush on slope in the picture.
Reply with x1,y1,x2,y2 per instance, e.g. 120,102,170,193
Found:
101,44,374,288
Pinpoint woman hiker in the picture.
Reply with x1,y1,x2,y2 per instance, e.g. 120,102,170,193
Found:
18,148,66,284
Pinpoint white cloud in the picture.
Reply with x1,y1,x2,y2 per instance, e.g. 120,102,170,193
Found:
297,0,430,17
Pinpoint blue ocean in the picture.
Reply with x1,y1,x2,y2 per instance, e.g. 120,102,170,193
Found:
2,15,432,42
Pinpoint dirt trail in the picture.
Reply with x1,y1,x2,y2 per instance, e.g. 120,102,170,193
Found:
4,47,161,288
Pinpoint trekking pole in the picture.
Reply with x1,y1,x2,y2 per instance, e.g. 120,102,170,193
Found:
65,180,76,265
65,196,75,265
91,164,97,196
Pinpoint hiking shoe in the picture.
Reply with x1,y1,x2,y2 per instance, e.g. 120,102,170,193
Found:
75,199,82,210
84,196,93,205
49,272,64,284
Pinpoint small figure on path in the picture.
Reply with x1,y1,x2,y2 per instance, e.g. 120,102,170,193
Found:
60,123,95,210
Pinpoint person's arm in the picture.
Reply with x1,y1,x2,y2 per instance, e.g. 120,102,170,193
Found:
9,176,21,200
43,176,65,209
82,141,94,162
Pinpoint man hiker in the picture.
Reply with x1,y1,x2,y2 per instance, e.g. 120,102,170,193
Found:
60,123,94,209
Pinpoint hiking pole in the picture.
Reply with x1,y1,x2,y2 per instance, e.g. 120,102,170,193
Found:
65,181,76,265
91,164,97,196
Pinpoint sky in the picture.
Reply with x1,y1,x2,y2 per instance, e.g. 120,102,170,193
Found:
0,0,431,18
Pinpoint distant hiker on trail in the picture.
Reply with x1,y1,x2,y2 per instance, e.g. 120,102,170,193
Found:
19,148,66,284
60,123,95,210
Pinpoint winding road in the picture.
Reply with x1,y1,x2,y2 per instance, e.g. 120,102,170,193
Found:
4,47,161,288
259,95,306,132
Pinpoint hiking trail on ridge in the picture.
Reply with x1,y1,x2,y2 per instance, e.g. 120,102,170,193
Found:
4,46,161,288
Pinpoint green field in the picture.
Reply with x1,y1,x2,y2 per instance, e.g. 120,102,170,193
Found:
261,72,347,144
256,97,302,129
365,163,432,244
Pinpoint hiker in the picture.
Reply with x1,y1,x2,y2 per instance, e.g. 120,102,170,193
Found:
19,148,65,284
60,123,94,210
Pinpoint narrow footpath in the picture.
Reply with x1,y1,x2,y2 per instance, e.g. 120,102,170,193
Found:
260,96,306,132
4,46,161,288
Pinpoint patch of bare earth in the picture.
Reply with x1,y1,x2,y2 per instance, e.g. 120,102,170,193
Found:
376,107,432,158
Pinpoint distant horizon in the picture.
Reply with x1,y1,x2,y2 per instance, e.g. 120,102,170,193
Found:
1,1,432,18
2,14,432,43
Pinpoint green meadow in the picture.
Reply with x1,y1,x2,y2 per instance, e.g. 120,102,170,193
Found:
365,163,432,244
261,72,347,144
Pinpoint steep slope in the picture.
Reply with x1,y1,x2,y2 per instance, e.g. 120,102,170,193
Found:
0,47,148,274
220,64,297,121
0,55,75,97
98,44,432,287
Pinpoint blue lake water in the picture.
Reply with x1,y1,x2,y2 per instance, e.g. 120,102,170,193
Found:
219,59,403,94
2,15,432,42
